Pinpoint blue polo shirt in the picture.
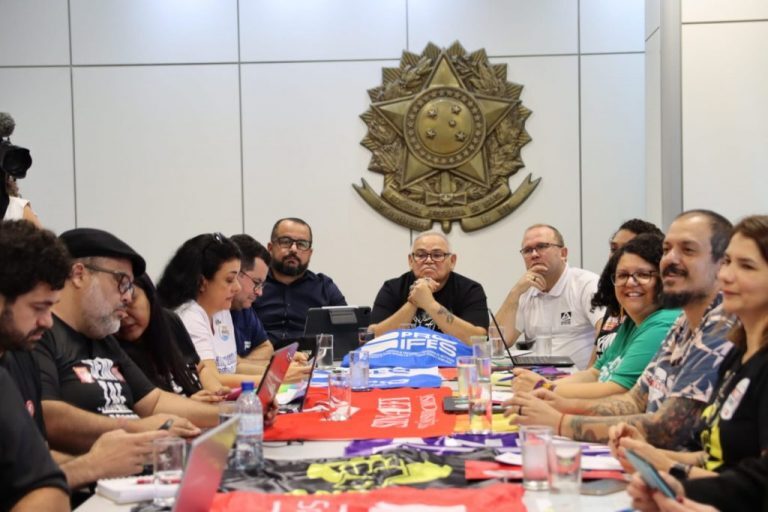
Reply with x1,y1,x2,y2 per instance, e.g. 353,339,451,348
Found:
230,308,270,357
252,269,346,349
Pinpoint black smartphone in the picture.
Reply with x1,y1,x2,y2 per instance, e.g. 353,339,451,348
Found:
580,478,628,496
624,449,676,498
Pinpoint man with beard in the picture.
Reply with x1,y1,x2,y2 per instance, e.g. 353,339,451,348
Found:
496,224,604,369
253,218,346,349
369,231,488,343
506,210,735,449
33,228,222,455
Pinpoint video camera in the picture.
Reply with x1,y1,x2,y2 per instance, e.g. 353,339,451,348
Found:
0,113,32,179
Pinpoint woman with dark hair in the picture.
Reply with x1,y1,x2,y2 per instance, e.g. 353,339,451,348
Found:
508,233,680,399
117,274,226,401
610,215,768,486
157,233,265,388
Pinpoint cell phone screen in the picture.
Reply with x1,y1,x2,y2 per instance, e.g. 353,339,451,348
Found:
625,449,676,498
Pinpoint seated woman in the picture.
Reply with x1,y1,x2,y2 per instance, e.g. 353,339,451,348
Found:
117,273,228,401
510,233,680,399
157,232,269,389
609,215,768,479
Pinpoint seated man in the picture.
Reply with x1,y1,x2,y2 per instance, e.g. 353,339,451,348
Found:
33,228,223,455
370,231,488,344
496,224,604,369
254,218,346,349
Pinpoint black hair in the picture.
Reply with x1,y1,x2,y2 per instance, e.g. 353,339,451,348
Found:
156,233,242,309
230,234,271,271
591,233,665,316
614,219,664,239
0,220,71,301
270,217,313,243
675,209,733,262
122,274,201,396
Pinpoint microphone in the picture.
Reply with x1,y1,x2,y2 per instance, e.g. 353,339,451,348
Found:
487,308,516,368
0,113,15,139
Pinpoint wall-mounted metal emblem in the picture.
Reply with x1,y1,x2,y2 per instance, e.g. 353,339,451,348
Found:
354,42,537,233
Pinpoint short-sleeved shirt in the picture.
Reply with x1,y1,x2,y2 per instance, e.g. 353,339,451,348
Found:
230,307,270,357
176,301,238,374
0,367,69,510
371,271,489,331
253,269,347,349
34,315,156,418
699,346,768,472
638,294,735,413
119,309,202,396
516,265,604,369
0,350,46,435
594,308,680,390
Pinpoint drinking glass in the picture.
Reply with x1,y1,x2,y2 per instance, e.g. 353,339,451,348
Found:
328,369,351,421
549,442,582,494
489,326,507,361
520,425,552,491
152,437,185,506
456,355,475,400
316,334,334,369
533,326,553,356
469,356,492,434
471,335,491,360
349,350,370,391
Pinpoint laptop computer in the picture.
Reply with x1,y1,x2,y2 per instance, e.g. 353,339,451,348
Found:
302,306,371,361
172,415,239,512
510,355,575,367
256,342,297,409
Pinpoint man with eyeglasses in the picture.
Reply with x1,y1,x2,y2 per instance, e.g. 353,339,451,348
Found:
496,224,604,369
370,231,488,343
254,218,346,349
33,228,225,456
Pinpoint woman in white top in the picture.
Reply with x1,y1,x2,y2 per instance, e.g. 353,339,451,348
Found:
1,174,41,226
157,232,266,388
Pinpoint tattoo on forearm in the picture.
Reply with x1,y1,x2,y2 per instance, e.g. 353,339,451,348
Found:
436,306,454,324
585,394,642,416
630,398,705,450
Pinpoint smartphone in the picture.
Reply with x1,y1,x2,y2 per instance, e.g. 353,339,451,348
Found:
624,449,677,498
580,478,628,496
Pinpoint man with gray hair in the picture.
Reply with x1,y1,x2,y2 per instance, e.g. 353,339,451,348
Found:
370,231,488,344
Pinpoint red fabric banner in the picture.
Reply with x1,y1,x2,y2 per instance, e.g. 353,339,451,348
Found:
212,483,526,512
265,387,456,441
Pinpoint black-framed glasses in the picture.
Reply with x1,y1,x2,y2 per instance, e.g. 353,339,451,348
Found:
519,242,563,256
612,270,658,286
83,263,134,295
273,236,312,252
411,251,451,262
239,271,265,291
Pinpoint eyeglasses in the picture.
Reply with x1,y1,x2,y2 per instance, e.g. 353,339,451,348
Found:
83,263,134,295
519,242,563,256
612,270,658,286
411,251,451,262
239,271,265,291
273,236,312,252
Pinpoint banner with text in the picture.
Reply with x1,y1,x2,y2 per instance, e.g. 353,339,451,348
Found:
311,367,443,389
343,327,472,368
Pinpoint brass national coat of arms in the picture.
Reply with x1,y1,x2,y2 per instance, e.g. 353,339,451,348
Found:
354,42,537,233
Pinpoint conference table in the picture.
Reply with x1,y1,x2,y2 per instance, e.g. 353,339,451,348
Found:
76,363,635,511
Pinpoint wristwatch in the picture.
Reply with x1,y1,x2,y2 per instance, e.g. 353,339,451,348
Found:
669,462,692,481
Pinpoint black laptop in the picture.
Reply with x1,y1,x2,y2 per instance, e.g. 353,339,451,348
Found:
510,355,575,367
301,306,371,361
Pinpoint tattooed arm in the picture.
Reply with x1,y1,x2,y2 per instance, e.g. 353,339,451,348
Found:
562,396,705,448
407,278,485,343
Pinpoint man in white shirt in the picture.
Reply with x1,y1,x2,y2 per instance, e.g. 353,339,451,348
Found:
496,224,603,369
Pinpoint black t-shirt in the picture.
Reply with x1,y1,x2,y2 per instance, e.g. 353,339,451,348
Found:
371,271,489,332
0,366,69,510
119,309,202,396
0,350,46,436
699,345,768,472
684,454,768,512
34,315,156,418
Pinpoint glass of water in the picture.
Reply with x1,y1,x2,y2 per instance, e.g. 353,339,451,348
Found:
489,326,507,361
471,335,491,360
349,350,370,391
549,441,582,494
520,425,553,491
152,437,185,506
316,333,334,369
456,355,475,401
328,369,351,421
469,356,492,434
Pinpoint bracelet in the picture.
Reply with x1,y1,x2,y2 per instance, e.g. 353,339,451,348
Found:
557,413,566,437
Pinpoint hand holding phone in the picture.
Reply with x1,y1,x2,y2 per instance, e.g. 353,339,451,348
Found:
224,387,242,401
624,449,677,499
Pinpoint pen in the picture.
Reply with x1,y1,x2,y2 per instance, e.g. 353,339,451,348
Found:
158,419,174,430
498,375,515,382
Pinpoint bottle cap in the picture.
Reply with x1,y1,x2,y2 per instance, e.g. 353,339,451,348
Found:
241,381,255,392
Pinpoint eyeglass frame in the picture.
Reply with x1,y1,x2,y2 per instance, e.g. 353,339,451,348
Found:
272,236,312,252
410,251,452,263
519,242,563,256
611,270,659,286
82,263,134,295
238,270,265,291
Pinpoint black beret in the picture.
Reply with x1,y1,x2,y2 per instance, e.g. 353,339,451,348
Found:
59,228,146,277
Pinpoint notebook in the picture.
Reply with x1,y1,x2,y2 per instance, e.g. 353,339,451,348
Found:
95,476,177,504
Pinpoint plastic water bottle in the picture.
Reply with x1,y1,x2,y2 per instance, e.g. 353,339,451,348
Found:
234,380,263,471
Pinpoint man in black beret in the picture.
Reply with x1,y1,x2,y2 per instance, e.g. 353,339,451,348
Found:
33,227,222,455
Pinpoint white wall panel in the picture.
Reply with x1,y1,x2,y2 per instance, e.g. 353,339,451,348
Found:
646,0,661,39
644,33,662,227
0,0,69,65
682,22,768,220
581,0,645,53
409,0,578,56
581,54,646,274
72,65,242,279
241,61,411,307
70,0,238,65
0,68,74,233
239,0,406,62
682,0,768,23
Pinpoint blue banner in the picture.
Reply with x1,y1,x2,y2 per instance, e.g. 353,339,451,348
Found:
311,367,442,389
342,327,472,368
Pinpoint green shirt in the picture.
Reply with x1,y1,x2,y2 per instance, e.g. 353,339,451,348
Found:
594,308,681,390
